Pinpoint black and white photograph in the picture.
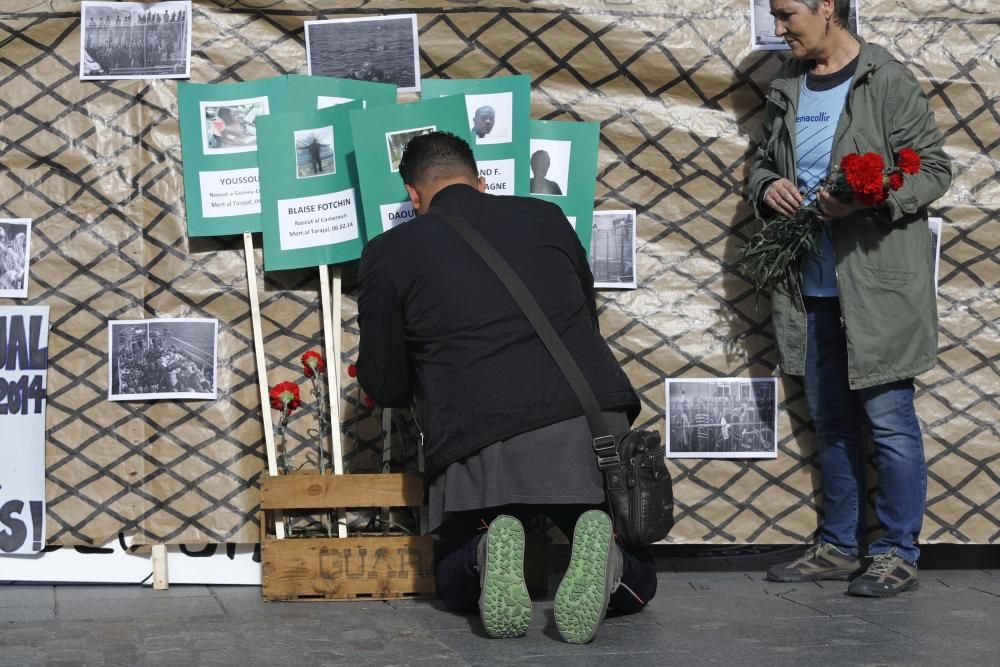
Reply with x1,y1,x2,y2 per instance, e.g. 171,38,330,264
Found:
80,1,192,80
294,126,335,179
306,15,421,93
590,210,637,289
108,319,218,401
466,92,513,145
929,216,943,293
665,378,778,459
0,218,31,299
200,98,268,155
750,0,859,51
386,125,435,172
529,139,571,196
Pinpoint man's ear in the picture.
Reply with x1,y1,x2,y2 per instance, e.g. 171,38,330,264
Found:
404,183,422,213
476,176,486,193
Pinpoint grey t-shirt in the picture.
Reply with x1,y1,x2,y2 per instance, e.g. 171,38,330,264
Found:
428,411,629,532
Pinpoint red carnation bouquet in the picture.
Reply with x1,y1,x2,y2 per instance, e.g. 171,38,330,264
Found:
739,147,921,295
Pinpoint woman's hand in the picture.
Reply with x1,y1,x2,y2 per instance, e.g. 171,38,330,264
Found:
763,179,803,217
817,188,872,221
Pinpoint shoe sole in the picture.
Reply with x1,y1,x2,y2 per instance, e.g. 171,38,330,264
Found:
765,571,859,583
554,510,613,644
847,578,920,598
479,516,531,638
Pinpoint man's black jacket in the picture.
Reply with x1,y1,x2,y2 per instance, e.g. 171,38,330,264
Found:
357,184,639,477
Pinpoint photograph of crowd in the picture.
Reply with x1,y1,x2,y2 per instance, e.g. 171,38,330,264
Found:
108,319,218,401
665,378,778,458
0,219,31,299
590,210,637,289
306,15,421,92
80,1,191,79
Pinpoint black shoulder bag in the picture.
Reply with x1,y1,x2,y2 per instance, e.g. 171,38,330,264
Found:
432,207,674,548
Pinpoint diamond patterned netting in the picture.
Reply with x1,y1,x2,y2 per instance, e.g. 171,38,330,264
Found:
0,1,995,546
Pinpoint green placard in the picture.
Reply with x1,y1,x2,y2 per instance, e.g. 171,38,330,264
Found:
178,77,287,237
528,119,600,255
350,96,473,239
257,103,365,272
286,74,397,112
422,75,531,197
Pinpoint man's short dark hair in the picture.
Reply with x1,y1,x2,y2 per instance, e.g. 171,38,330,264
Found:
398,131,478,186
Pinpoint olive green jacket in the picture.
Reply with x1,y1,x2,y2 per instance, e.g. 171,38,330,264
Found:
747,39,952,389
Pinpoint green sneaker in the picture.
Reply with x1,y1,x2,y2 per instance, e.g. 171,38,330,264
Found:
765,543,864,582
847,552,919,597
554,509,620,644
477,515,532,638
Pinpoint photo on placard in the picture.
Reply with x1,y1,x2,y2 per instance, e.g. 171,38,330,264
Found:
0,219,31,299
318,95,361,110
294,126,335,179
200,97,268,155
108,319,218,401
665,377,778,459
80,1,192,80
306,15,421,93
750,0,859,51
590,210,637,289
529,139,570,196
928,216,943,293
466,92,513,145
385,126,436,172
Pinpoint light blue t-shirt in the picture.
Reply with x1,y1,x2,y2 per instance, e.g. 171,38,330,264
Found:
796,76,851,297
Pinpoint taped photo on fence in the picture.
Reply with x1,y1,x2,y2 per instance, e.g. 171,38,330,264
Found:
306,15,421,93
590,210,637,289
0,219,31,299
529,139,570,196
200,98,268,155
108,319,218,401
386,126,436,172
751,0,859,51
294,126,335,179
665,378,778,459
80,1,192,80
467,92,513,145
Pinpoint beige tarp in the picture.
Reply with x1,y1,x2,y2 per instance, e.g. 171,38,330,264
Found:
0,1,995,546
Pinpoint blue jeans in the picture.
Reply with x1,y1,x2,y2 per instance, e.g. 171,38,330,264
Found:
803,297,927,564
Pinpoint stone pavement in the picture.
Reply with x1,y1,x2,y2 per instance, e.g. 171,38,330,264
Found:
2,545,998,666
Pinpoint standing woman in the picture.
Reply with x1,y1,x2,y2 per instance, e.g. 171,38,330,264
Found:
747,0,951,596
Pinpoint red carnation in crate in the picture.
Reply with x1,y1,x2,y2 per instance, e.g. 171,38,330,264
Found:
897,147,921,175
301,350,326,377
269,381,301,411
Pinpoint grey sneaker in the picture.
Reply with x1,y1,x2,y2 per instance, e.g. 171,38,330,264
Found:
554,509,620,644
765,543,864,582
477,515,532,638
847,552,919,597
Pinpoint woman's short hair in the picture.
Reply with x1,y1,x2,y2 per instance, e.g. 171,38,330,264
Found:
795,0,851,29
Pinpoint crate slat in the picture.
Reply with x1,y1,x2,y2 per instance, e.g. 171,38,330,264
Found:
260,472,424,509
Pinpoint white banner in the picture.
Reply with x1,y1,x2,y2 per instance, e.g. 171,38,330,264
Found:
0,305,49,554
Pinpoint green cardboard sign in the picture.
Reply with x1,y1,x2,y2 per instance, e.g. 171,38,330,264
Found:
422,75,531,196
350,96,473,239
256,103,365,271
528,119,600,255
286,74,397,112
178,77,287,237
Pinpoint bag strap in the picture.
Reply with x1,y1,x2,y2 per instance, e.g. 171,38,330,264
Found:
430,206,621,470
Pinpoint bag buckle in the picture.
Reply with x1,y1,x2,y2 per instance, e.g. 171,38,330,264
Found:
593,435,620,469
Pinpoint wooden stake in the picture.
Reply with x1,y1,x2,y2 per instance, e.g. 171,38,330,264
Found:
151,544,168,590
319,264,348,539
244,232,285,540
380,408,392,533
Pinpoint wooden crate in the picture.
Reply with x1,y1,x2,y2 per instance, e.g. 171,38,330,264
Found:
260,472,435,601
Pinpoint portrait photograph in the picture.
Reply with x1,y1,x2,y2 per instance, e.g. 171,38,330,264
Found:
466,91,513,145
200,97,269,155
751,0,860,51
386,125,436,172
0,219,31,299
306,15,421,93
665,377,778,459
590,210,637,289
529,139,571,197
80,1,192,80
294,126,335,179
108,318,218,401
